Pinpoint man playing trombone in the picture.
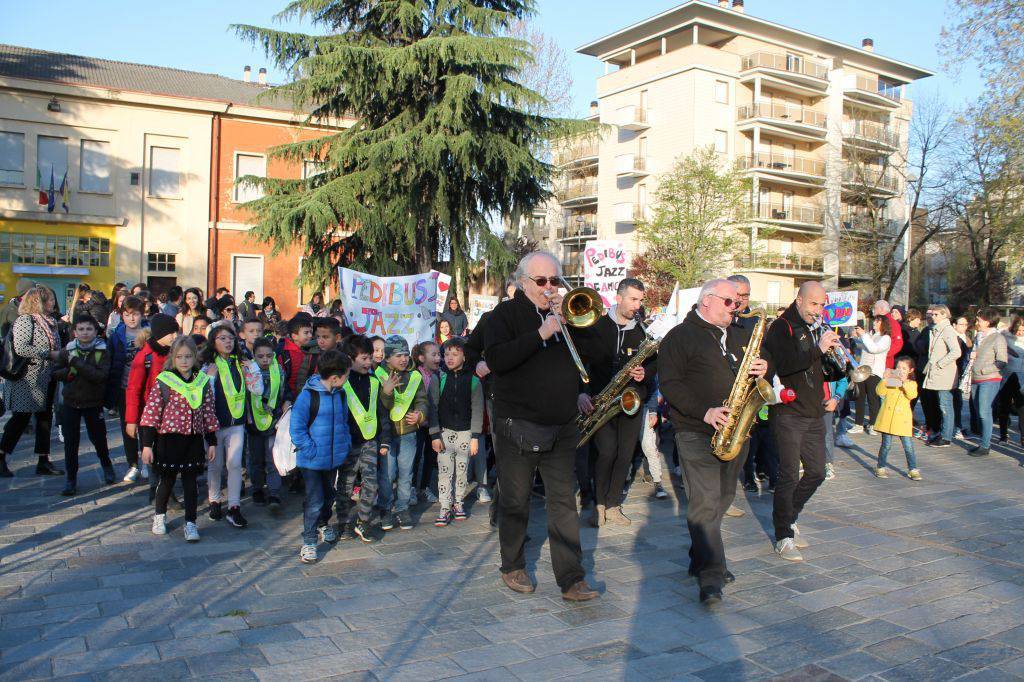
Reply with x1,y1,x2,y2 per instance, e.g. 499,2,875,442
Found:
483,251,600,602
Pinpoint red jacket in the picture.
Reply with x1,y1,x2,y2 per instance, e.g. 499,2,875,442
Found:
885,312,904,369
125,343,168,425
277,337,306,399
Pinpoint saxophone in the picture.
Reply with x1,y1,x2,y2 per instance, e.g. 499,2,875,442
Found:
577,331,660,447
710,308,774,462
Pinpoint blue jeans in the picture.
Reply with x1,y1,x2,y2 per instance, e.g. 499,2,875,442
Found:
936,390,954,441
300,467,337,545
823,413,835,465
379,432,417,513
878,434,917,470
971,381,1000,448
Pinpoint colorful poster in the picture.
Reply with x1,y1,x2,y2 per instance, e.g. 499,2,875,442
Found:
338,267,440,347
583,240,631,307
467,294,499,329
824,290,859,328
433,270,452,314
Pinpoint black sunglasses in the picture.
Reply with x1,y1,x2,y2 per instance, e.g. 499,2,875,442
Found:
528,276,559,287
707,293,740,308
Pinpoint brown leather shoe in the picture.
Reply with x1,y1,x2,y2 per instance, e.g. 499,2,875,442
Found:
501,569,535,594
562,580,599,602
605,506,631,526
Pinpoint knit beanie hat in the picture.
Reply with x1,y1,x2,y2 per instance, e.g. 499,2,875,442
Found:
384,334,410,358
149,313,179,342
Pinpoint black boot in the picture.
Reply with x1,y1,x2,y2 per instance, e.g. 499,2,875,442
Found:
0,453,13,478
36,457,63,476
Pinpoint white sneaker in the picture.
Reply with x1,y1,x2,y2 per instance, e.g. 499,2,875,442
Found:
478,487,492,503
184,522,200,542
152,514,167,535
835,434,854,448
57,425,65,443
123,467,139,483
140,464,150,480
300,544,318,564
824,463,836,481
791,524,810,549
776,537,804,562
846,425,864,435
953,429,964,440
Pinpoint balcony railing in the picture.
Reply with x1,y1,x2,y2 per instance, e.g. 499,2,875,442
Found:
842,167,899,193
735,251,825,273
750,202,823,225
557,181,599,203
553,140,600,166
850,75,902,102
616,155,649,176
840,210,901,234
741,52,829,81
840,254,876,277
557,217,598,240
618,105,650,130
562,262,584,278
738,153,826,177
737,103,827,129
842,121,900,147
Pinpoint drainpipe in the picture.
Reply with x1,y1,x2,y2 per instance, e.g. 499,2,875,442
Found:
208,110,224,296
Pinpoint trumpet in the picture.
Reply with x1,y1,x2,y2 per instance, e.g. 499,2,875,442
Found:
543,281,604,384
816,315,871,383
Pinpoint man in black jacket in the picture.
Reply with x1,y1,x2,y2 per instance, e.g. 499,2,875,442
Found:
763,281,840,562
483,251,598,602
584,278,653,528
658,279,768,605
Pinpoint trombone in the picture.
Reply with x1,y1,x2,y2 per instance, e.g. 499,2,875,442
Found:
543,279,604,384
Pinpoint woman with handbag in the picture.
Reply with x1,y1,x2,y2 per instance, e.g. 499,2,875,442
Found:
0,287,64,477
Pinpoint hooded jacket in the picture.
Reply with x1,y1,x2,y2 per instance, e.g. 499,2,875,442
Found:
290,375,352,470
125,337,170,425
106,320,149,407
52,338,110,409
585,305,654,403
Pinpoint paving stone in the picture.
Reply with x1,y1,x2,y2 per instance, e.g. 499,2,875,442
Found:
876,654,973,681
692,658,771,680
455,642,535,672
92,660,192,681
157,632,242,658
259,635,341,664
936,639,1023,668
505,652,593,680
85,624,174,649
818,650,892,678
52,643,161,676
0,634,85,664
252,650,381,681
236,624,306,646
186,647,270,677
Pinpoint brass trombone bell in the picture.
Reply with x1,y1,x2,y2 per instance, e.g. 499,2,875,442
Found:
562,287,603,328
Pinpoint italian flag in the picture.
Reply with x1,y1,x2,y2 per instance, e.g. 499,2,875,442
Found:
36,168,47,205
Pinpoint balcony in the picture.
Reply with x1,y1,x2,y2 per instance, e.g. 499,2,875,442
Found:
845,75,902,108
735,251,825,275
553,140,600,168
615,154,650,178
615,203,648,223
556,216,598,241
617,105,651,131
842,121,900,151
562,261,584,278
557,180,599,206
749,202,824,229
842,167,899,195
737,103,827,135
738,153,826,182
740,52,829,92
839,253,875,280
841,208,899,234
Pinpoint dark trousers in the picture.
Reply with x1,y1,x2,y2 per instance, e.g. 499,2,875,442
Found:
592,412,644,508
996,374,1024,440
854,375,882,427
771,412,826,542
335,441,378,526
414,426,437,494
1,410,53,456
300,467,338,544
116,393,139,468
155,470,198,522
61,405,112,483
675,430,744,591
952,389,965,432
574,443,595,502
920,388,941,435
494,419,584,592
743,422,779,487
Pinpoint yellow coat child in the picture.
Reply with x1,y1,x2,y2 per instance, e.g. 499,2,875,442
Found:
872,358,921,480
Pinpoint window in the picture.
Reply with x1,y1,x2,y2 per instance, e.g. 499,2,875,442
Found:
714,80,729,104
786,53,803,73
234,153,266,202
0,232,109,267
149,146,180,198
148,252,176,272
714,130,728,154
37,136,67,187
80,140,111,193
302,160,327,179
0,132,25,185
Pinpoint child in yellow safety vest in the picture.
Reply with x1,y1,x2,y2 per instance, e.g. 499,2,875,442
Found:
246,337,285,511
375,335,428,532
139,336,219,542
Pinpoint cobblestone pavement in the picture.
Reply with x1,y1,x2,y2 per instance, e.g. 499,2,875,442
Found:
1,419,1023,681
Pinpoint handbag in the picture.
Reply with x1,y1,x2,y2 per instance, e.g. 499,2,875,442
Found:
0,317,34,381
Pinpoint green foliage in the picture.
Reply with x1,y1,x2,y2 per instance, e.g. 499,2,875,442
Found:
635,146,751,288
233,0,565,288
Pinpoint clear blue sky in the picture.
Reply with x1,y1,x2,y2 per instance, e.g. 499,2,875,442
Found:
0,0,981,115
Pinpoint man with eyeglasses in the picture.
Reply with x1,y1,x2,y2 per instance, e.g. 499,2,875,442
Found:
483,250,600,603
658,278,768,605
763,281,841,563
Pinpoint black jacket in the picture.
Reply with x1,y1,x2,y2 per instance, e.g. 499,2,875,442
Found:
483,290,597,425
585,310,654,403
464,311,494,402
763,302,824,419
658,308,746,436
52,342,111,409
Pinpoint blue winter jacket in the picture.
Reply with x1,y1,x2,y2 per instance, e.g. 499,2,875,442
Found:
290,375,352,471
105,320,149,408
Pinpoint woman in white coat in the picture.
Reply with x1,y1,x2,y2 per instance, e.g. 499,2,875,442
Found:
850,314,892,435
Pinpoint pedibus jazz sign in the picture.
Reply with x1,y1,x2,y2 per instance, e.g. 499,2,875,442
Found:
583,240,631,307
339,267,442,347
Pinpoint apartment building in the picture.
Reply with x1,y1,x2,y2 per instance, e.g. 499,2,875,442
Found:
554,0,932,305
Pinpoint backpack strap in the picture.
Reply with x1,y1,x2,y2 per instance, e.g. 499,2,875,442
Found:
306,388,320,429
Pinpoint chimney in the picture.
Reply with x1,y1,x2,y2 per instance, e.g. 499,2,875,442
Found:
718,0,729,7
590,100,599,116
732,0,744,12
243,65,251,82
862,38,874,52
257,67,267,85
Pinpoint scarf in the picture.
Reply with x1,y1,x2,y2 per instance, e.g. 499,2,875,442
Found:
30,314,57,351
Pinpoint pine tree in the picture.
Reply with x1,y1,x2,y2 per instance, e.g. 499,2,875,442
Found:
234,0,566,288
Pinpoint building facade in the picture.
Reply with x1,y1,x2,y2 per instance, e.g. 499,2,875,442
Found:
551,0,932,307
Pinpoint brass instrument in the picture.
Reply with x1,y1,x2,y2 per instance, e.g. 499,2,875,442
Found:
711,308,774,462
544,281,603,384
577,320,660,447
816,315,870,383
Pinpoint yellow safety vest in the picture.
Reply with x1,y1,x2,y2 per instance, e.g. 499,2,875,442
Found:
215,356,246,420
157,371,211,409
343,377,379,440
250,359,282,432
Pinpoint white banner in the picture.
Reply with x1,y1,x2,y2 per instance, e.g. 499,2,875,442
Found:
433,270,452,315
583,240,631,307
467,294,499,329
824,290,859,328
338,267,440,347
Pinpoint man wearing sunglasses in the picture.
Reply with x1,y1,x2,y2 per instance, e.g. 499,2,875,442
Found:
483,250,600,603
658,278,768,606
764,281,841,563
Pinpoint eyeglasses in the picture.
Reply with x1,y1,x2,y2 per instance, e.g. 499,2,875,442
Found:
707,293,740,308
528,276,559,287
223,307,236,313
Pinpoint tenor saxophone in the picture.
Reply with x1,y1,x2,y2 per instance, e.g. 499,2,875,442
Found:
710,309,774,462
577,333,660,447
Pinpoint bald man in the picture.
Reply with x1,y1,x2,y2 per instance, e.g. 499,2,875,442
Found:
763,282,841,562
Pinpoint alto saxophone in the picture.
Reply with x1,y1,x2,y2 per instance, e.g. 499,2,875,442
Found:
710,309,774,462
577,331,660,447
